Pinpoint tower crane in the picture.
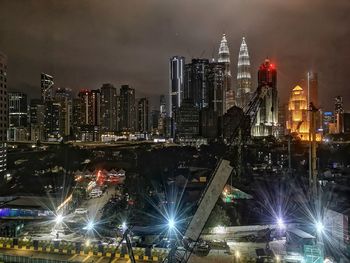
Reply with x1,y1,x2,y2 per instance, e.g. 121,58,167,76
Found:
166,84,271,263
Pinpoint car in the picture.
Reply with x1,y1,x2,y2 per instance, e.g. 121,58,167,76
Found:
74,208,88,214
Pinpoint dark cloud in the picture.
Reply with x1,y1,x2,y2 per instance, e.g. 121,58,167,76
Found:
0,0,349,110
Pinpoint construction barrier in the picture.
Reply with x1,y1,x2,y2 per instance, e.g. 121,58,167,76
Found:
0,237,167,262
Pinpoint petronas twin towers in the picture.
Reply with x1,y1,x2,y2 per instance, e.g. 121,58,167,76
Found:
218,34,252,110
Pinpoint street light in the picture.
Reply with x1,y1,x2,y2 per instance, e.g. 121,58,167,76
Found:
85,221,95,231
277,217,285,230
315,221,324,233
235,250,240,259
168,218,175,230
55,214,63,224
122,221,127,231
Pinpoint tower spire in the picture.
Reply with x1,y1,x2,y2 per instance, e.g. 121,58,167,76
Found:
236,36,252,108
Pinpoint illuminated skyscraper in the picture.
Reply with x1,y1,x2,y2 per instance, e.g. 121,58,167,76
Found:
120,85,136,132
286,85,309,140
41,73,54,103
137,98,149,133
169,56,185,117
252,59,278,137
218,34,233,112
236,37,252,108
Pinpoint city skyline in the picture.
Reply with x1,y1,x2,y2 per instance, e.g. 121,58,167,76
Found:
0,1,349,111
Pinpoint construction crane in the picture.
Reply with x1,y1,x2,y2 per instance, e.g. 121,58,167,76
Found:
166,84,271,263
108,227,136,263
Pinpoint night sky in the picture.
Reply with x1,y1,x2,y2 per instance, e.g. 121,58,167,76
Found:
0,0,349,110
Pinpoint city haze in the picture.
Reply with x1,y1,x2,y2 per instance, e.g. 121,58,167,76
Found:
0,0,349,109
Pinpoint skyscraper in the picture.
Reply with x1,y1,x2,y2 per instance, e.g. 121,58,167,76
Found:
169,56,185,117
252,59,278,137
29,99,45,141
137,98,149,133
218,34,233,112
119,85,136,132
236,37,252,108
100,83,117,132
207,62,225,116
41,73,54,103
8,92,28,141
0,52,7,176
184,58,210,109
286,85,309,140
55,88,73,138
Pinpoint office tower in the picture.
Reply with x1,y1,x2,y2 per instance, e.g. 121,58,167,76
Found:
100,83,117,132
175,99,199,139
41,73,54,103
286,85,310,140
55,88,72,138
8,92,28,141
218,34,233,112
137,98,149,133
119,85,136,132
77,89,91,125
307,72,318,108
44,101,61,140
207,62,225,116
0,52,7,176
252,59,278,137
29,99,45,141
334,95,344,133
91,89,101,126
8,92,27,127
236,37,252,108
184,58,210,109
169,56,185,118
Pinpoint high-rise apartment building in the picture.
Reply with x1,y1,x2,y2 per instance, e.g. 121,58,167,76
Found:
100,83,117,132
175,99,199,139
137,98,149,133
44,101,61,140
169,56,185,118
0,52,7,176
8,92,28,141
218,34,234,112
119,85,136,132
236,37,252,108
252,59,278,137
55,88,72,138
41,73,54,103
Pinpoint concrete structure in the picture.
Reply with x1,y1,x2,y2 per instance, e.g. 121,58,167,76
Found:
218,34,234,112
0,52,7,177
236,37,252,109
252,59,278,137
